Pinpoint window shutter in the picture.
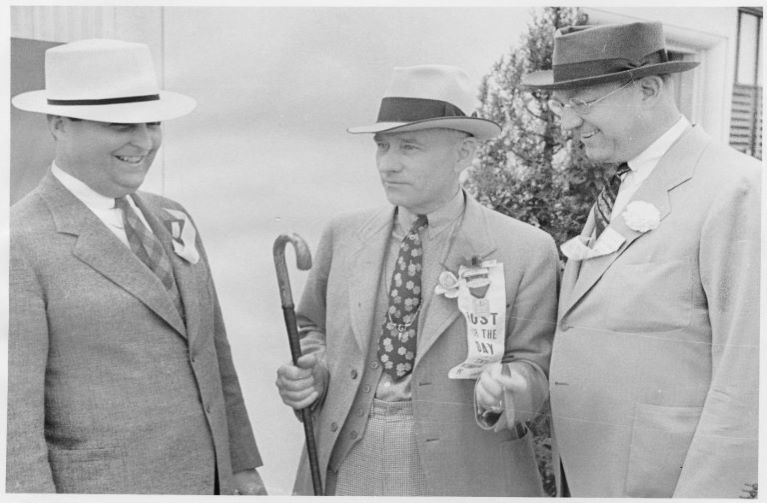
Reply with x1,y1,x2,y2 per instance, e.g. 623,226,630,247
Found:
729,83,762,159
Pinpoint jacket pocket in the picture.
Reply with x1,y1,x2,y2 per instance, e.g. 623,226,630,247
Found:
625,403,702,497
48,446,126,493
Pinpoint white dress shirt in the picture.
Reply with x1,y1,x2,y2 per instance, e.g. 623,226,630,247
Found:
51,162,153,248
611,116,690,218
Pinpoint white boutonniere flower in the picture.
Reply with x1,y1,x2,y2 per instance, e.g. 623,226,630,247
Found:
435,270,461,298
163,208,200,264
622,201,661,233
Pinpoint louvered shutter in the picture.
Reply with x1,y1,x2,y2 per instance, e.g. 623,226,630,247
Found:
729,83,763,159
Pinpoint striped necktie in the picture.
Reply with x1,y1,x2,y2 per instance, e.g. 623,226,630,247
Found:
378,214,428,380
593,162,631,241
115,195,184,319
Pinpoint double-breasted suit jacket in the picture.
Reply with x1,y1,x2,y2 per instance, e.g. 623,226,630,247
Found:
7,172,261,494
550,126,760,497
292,193,559,496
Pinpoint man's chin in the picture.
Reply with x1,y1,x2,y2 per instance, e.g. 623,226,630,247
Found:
382,188,405,207
582,147,612,164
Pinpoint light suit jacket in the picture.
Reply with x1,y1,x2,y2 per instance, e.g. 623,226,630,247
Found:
550,126,760,497
7,172,262,494
292,194,559,496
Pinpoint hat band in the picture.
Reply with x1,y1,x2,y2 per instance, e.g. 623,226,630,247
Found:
47,94,160,106
377,96,466,123
553,49,668,83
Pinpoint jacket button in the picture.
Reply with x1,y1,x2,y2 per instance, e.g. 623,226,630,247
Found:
205,404,212,414
350,430,358,439
350,369,358,379
370,361,379,369
330,422,339,432
356,408,365,417
363,384,371,393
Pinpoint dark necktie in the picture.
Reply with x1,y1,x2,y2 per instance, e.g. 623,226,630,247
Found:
593,162,631,240
115,195,184,318
378,214,428,380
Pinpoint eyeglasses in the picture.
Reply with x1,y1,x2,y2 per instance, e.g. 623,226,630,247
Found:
547,80,634,117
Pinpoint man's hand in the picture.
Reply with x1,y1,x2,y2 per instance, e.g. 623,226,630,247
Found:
476,362,528,425
232,468,267,495
275,353,328,410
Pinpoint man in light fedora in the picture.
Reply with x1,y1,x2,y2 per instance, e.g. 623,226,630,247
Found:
275,64,559,496
9,39,266,495
523,21,760,497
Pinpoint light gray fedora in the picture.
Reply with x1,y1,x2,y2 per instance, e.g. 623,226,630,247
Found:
348,64,501,140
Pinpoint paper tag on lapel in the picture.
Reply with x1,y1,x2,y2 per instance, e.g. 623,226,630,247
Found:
163,208,200,264
448,260,506,380
561,227,626,261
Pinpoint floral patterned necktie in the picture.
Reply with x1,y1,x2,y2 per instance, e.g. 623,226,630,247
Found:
593,162,631,240
378,214,428,380
115,195,184,319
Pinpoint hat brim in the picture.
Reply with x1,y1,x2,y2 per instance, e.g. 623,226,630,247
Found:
347,116,501,140
521,61,700,90
11,90,196,123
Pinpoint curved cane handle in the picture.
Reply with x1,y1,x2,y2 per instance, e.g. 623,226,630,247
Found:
273,233,312,307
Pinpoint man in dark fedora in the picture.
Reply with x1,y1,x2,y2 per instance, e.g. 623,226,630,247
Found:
523,21,759,497
275,64,559,495
9,39,265,495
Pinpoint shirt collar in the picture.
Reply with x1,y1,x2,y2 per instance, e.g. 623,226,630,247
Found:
51,162,118,210
396,188,466,240
627,116,690,173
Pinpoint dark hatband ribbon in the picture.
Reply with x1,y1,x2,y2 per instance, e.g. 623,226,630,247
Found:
553,49,669,83
377,96,466,123
47,94,160,106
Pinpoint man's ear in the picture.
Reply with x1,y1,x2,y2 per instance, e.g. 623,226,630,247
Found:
46,114,66,140
637,75,664,105
455,135,478,172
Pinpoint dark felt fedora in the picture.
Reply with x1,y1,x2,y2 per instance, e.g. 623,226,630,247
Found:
522,22,699,90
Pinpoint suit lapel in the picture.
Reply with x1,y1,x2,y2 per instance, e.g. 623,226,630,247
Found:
560,125,706,319
347,208,393,356
415,194,496,369
133,193,197,339
40,174,187,337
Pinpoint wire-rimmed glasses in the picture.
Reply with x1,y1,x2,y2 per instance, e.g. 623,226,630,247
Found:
548,80,634,117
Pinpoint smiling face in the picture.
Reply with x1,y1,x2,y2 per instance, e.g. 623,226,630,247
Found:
49,116,162,198
373,128,476,214
552,80,645,164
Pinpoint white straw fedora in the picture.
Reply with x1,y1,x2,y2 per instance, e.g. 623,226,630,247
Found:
347,65,500,140
12,38,196,123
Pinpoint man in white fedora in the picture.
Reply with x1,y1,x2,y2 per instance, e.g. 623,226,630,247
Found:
275,64,559,495
523,22,760,497
9,39,266,495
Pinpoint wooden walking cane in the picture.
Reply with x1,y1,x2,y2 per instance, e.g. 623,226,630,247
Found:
273,233,323,496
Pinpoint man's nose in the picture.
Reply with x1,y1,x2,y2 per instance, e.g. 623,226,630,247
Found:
558,107,584,131
377,151,401,173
